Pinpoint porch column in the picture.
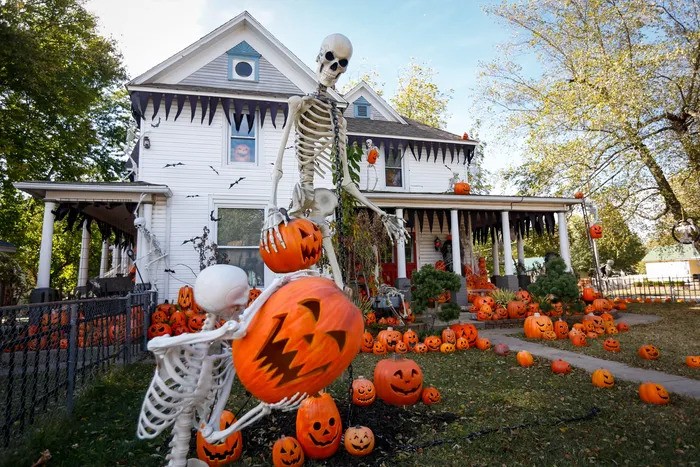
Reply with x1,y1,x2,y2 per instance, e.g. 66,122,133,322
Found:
112,244,121,274
121,246,129,275
557,211,573,271
450,209,461,275
395,208,407,279
517,233,525,269
467,212,475,271
501,211,515,275
77,220,91,287
99,240,109,277
36,201,56,289
492,240,500,276
136,203,153,284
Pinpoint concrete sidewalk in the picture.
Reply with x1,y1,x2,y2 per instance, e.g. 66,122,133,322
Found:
479,313,700,400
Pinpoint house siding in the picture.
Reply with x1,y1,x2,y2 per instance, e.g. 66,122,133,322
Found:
180,55,302,95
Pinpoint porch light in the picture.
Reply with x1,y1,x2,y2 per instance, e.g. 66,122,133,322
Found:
143,136,151,149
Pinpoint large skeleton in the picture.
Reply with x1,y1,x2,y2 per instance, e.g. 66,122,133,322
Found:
137,265,311,467
261,33,407,288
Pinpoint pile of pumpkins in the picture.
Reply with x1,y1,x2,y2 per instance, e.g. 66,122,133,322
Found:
364,306,416,327
147,285,207,339
361,323,495,355
523,311,629,347
472,289,544,321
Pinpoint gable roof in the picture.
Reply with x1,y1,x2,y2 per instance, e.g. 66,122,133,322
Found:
343,81,406,123
128,11,343,102
346,116,475,142
641,244,700,263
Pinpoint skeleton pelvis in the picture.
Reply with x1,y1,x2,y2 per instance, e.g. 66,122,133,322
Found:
289,186,337,219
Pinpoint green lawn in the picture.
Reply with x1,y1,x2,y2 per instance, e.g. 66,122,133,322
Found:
535,302,700,380
2,346,700,466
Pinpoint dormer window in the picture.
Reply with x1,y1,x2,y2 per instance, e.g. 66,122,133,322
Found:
353,96,371,119
227,41,261,82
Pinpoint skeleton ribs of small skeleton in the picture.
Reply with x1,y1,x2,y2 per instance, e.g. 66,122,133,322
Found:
262,33,408,288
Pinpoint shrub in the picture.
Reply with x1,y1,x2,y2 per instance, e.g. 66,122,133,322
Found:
437,302,461,322
410,265,462,313
527,257,580,306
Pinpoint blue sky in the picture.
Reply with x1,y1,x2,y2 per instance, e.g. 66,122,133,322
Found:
86,0,529,189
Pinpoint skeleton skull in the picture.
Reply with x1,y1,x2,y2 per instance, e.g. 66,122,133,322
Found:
316,33,352,88
194,264,250,320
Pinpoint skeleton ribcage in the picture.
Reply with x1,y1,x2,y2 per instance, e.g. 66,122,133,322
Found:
295,98,336,181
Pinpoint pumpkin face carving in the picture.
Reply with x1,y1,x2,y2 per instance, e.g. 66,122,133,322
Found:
232,277,363,403
259,218,323,273
413,342,428,354
524,313,553,339
639,382,670,405
379,328,402,351
402,329,419,348
351,376,376,406
638,344,660,360
247,287,262,306
603,338,620,352
421,386,441,405
451,323,478,345
374,357,424,406
272,436,304,467
372,341,387,355
440,342,456,353
196,410,243,466
441,328,456,345
361,331,374,353
589,223,603,239
188,313,207,333
686,356,700,368
344,426,375,457
455,337,469,350
296,392,342,459
592,369,615,388
394,340,408,354
424,336,442,352
178,285,194,309
147,322,171,340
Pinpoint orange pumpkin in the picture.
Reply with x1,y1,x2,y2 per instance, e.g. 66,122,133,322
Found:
507,300,527,319
351,376,376,406
178,285,194,309
364,312,376,326
574,191,584,199
272,436,304,467
569,332,587,347
374,357,424,406
413,342,428,354
638,344,660,360
188,313,207,333
196,410,243,466
450,323,478,345
553,319,569,339
616,322,630,332
147,322,172,340
514,289,531,304
259,218,323,273
344,425,375,457
603,338,620,352
151,309,170,324
455,337,469,350
372,340,387,355
424,335,442,352
231,277,363,403
296,392,342,459
367,147,379,165
523,313,553,339
592,369,615,388
592,298,612,312
441,328,456,345
421,386,441,405
454,182,471,195
476,304,493,321
247,287,262,306
394,340,409,354
516,350,534,367
638,382,670,405
685,356,700,368
589,223,603,239
494,306,509,320
440,342,456,353
361,331,374,353
473,295,496,309
475,337,491,350
402,329,419,348
581,287,597,303
378,327,402,351
551,359,572,374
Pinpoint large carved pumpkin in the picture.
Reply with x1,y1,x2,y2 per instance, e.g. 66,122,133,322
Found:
296,392,342,459
259,218,323,273
232,277,363,403
196,410,243,466
374,357,424,406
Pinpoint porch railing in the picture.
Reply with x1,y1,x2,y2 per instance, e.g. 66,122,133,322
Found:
590,274,700,302
0,291,157,447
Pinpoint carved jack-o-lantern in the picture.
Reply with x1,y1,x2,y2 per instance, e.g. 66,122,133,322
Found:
603,338,621,352
196,410,243,466
638,344,660,360
455,337,469,350
372,340,387,355
247,287,262,306
147,322,171,340
440,342,456,353
232,277,363,403
413,342,428,354
402,329,419,348
296,392,342,459
441,328,456,345
351,376,376,406
589,223,603,239
424,335,442,352
378,328,402,351
394,340,409,354
361,331,374,353
686,356,700,368
421,386,441,405
451,323,478,345
178,285,194,309
272,436,304,467
374,357,424,406
344,425,375,457
259,218,324,273
592,369,615,388
523,313,553,339
639,382,670,405
188,313,207,333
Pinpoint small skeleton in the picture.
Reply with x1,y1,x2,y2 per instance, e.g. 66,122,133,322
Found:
364,139,379,191
261,33,408,288
137,265,312,466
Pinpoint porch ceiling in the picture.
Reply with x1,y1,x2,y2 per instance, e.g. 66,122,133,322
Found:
365,192,581,212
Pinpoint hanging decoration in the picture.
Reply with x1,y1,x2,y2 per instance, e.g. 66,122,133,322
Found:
671,218,700,245
589,223,603,239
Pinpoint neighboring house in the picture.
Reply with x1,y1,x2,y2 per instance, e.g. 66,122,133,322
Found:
641,244,700,278
15,11,580,303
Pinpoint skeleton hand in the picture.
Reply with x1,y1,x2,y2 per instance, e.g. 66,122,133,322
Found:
381,213,409,245
261,206,288,253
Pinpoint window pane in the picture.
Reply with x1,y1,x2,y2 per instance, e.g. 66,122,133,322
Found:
231,138,255,162
232,117,255,137
386,149,402,168
386,168,402,187
220,248,264,287
217,209,263,246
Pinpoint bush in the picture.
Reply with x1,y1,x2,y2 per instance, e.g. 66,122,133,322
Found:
437,302,461,322
410,265,462,313
527,257,580,306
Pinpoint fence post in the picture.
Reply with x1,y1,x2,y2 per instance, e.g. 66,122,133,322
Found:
669,279,675,302
124,294,132,365
66,303,79,415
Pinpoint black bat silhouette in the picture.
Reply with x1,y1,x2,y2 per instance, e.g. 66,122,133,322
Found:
151,117,161,128
164,268,176,274
210,210,222,222
228,177,245,189
181,236,201,245
164,162,185,168
185,195,200,198
209,165,220,175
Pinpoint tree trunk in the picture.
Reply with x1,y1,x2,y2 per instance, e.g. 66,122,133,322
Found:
636,141,684,221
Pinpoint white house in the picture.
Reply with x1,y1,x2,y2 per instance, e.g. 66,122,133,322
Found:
16,11,581,304
642,244,700,279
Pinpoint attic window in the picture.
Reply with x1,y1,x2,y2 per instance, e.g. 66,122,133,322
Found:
227,41,261,82
353,97,371,119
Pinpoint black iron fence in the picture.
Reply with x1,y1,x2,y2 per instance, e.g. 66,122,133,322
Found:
591,275,700,302
0,291,157,447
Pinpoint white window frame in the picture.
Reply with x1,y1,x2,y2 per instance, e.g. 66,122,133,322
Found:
224,111,259,166
384,146,408,191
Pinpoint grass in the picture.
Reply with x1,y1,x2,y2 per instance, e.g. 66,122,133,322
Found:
534,302,700,380
1,344,700,466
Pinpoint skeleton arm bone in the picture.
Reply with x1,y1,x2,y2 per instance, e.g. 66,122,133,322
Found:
262,95,303,253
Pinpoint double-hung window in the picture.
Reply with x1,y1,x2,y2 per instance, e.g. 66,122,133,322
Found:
385,147,403,187
230,117,256,164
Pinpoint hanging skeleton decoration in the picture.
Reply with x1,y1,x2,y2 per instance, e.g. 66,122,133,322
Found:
137,265,312,467
261,33,408,288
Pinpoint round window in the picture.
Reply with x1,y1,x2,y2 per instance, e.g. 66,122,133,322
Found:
235,61,253,78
